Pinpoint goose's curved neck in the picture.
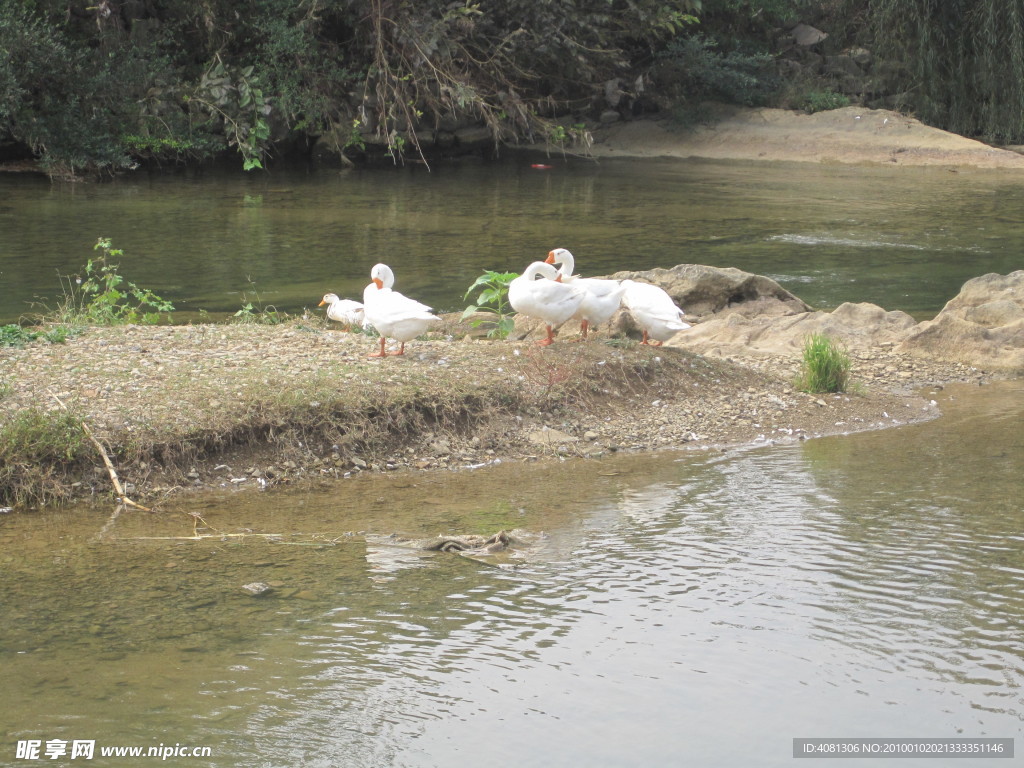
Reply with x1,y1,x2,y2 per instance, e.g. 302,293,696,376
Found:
524,261,559,281
546,248,575,278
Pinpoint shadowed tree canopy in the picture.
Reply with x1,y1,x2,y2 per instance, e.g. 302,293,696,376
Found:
4,0,1024,177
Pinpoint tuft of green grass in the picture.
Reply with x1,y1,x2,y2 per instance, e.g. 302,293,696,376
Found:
795,333,851,393
0,408,89,506
232,278,289,325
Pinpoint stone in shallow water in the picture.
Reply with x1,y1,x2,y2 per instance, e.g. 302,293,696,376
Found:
240,582,273,596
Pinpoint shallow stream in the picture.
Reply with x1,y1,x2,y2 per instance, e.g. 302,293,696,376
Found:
1,380,1022,766
3,157,1024,323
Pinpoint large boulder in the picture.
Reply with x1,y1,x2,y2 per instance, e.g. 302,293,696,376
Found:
666,301,917,359
897,271,1024,370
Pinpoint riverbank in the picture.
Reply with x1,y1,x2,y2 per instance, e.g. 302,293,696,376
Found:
0,314,996,509
584,105,1024,168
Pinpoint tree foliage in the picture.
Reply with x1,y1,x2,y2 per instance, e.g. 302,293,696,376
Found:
868,0,1024,143
0,0,811,175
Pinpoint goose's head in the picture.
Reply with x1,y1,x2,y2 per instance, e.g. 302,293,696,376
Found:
545,248,575,278
370,263,394,291
545,247,572,265
319,293,340,307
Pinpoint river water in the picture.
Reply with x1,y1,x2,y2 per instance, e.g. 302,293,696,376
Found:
1,157,1023,765
0,381,1021,766
2,157,1024,323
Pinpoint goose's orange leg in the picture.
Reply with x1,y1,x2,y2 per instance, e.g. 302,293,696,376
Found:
369,337,388,357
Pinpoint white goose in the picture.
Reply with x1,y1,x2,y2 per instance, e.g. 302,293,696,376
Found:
545,247,626,340
362,263,440,357
621,279,691,346
508,261,587,346
318,293,364,330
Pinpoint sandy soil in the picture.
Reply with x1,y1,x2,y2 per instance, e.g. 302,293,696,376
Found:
586,104,1024,168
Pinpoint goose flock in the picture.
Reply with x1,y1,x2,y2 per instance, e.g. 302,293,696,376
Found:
320,249,690,357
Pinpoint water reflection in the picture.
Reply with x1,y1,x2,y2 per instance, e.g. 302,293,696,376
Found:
2,382,1022,766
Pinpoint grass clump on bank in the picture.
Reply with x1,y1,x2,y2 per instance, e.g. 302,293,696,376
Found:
795,333,851,393
0,408,91,506
1,324,72,347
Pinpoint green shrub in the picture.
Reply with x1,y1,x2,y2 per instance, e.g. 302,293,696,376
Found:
795,333,851,394
54,238,174,326
654,33,778,107
803,89,850,114
462,270,518,339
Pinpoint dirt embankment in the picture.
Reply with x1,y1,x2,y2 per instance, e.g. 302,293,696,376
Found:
585,105,1024,168
0,316,992,509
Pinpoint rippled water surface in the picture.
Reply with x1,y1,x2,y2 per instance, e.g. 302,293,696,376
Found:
3,158,1024,324
2,381,1022,766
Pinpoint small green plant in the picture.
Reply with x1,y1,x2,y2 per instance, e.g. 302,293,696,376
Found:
232,278,288,325
462,270,518,339
55,238,174,326
803,89,850,114
795,333,851,393
0,324,71,347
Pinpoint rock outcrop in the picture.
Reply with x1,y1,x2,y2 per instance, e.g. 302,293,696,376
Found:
609,266,1023,373
897,271,1024,370
606,264,810,320
667,301,918,360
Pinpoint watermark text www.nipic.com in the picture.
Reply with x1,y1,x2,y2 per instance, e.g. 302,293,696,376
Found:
16,740,213,761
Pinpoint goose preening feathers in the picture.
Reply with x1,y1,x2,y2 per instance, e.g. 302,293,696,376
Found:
620,279,691,345
508,261,587,346
545,248,626,340
362,263,440,357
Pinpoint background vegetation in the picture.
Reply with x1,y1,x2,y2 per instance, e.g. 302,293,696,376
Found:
2,0,1023,177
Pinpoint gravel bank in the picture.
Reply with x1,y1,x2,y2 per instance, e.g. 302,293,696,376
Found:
0,319,992,507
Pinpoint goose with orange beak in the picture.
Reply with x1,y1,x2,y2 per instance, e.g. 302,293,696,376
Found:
318,293,364,330
508,261,587,346
545,247,626,340
361,263,440,357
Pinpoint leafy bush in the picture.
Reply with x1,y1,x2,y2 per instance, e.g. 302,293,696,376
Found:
462,270,519,339
55,238,174,326
803,89,850,113
795,333,851,394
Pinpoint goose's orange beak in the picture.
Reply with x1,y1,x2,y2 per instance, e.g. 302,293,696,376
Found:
373,277,384,289
318,299,327,306
545,250,556,264
555,274,563,283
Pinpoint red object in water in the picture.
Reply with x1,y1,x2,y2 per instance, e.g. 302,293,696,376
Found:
531,163,553,169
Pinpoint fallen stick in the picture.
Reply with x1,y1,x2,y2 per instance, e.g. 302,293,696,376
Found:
48,392,151,513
